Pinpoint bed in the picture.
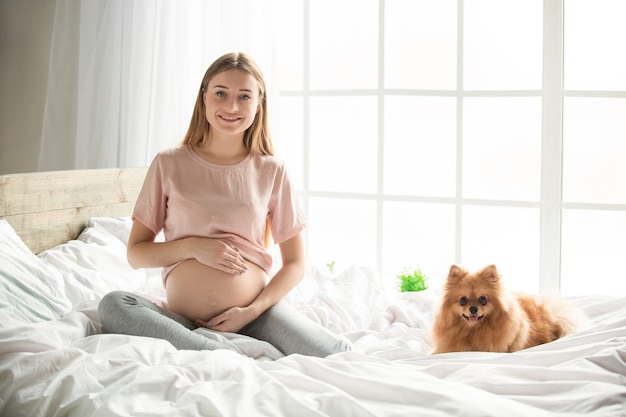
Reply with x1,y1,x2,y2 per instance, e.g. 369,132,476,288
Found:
0,168,624,417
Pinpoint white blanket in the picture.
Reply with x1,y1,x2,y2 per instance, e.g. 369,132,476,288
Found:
0,218,624,416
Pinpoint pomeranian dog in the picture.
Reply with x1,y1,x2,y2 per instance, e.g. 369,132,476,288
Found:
431,264,584,354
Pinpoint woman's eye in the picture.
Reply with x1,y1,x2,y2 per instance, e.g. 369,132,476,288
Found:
478,296,487,305
239,94,251,101
215,91,225,97
460,297,468,306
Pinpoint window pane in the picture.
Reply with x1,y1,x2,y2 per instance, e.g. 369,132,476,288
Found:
564,0,626,90
307,197,377,271
275,97,304,189
562,98,626,204
561,209,626,296
464,0,543,90
383,202,456,290
275,0,304,90
383,96,456,197
384,0,457,90
309,96,378,193
462,206,540,293
463,98,542,201
309,0,378,90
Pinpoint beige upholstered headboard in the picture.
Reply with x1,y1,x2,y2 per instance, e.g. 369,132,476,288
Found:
0,168,147,254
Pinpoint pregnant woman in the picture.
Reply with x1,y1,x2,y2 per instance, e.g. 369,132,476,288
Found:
98,52,350,357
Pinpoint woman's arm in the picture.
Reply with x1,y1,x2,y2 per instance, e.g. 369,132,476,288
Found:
199,232,305,332
127,219,247,274
248,232,306,313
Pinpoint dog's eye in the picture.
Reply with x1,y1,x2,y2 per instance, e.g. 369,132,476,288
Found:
478,296,487,305
460,297,468,306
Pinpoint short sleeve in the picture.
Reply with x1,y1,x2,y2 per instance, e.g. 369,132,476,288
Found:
268,162,306,244
132,155,167,235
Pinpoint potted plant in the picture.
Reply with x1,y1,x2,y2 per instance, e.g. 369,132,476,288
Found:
397,266,429,292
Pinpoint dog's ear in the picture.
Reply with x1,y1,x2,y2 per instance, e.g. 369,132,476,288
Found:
479,265,500,282
448,265,467,280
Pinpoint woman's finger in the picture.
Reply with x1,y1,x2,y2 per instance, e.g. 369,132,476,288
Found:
225,252,247,271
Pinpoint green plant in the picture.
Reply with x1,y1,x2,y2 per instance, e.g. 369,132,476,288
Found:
326,260,336,274
397,266,429,292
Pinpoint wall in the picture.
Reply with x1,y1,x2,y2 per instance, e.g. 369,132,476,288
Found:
0,0,56,174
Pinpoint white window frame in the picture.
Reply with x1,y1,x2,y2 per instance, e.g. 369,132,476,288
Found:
279,0,625,293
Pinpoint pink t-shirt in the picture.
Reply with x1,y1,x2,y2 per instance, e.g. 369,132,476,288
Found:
133,145,306,283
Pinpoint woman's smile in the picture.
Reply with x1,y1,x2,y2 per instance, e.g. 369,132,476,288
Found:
218,114,242,122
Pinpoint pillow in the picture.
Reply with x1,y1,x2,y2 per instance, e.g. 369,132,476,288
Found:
0,220,72,325
87,216,164,244
37,220,150,307
87,217,133,245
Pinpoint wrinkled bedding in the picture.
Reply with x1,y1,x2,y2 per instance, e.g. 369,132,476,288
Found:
0,218,624,417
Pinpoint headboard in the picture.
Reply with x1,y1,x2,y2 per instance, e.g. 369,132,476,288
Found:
0,168,147,254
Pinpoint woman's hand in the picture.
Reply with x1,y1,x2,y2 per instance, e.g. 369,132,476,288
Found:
191,237,248,275
196,305,258,333
195,233,306,334
127,220,246,275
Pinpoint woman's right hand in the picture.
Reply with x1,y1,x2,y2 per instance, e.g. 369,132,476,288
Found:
127,219,247,275
190,237,248,275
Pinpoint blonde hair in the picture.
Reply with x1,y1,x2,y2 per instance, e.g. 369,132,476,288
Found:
181,52,273,156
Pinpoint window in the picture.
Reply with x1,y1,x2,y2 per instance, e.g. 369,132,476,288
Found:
560,0,626,296
273,0,626,295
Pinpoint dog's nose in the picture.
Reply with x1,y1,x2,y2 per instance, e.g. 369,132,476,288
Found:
469,306,478,315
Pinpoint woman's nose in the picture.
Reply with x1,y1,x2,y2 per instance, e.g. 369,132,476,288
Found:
224,96,238,112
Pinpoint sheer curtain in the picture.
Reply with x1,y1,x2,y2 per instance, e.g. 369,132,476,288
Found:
39,0,278,171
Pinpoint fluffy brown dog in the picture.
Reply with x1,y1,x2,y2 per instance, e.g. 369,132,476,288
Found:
431,264,583,354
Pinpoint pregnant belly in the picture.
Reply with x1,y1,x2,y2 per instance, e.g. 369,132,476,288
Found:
165,259,267,322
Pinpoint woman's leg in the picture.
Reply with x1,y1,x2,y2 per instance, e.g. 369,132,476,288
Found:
240,301,351,357
98,291,233,351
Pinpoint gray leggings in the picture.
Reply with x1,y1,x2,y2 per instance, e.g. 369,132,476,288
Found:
98,291,351,358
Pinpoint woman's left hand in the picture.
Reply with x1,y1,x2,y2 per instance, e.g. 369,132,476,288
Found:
196,306,257,333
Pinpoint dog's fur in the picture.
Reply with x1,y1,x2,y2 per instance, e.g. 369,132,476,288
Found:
431,264,584,354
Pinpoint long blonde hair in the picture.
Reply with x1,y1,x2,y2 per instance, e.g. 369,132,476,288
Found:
181,52,274,157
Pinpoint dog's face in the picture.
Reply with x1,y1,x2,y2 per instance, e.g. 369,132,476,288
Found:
443,265,502,326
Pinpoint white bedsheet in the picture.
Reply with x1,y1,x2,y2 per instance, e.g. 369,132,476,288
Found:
0,219,624,416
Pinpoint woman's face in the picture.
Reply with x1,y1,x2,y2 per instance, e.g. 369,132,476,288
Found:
203,69,260,138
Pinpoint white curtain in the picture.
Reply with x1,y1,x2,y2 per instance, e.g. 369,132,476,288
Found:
39,0,278,171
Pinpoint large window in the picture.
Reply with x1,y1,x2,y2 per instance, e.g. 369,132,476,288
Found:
560,0,626,295
272,0,626,295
